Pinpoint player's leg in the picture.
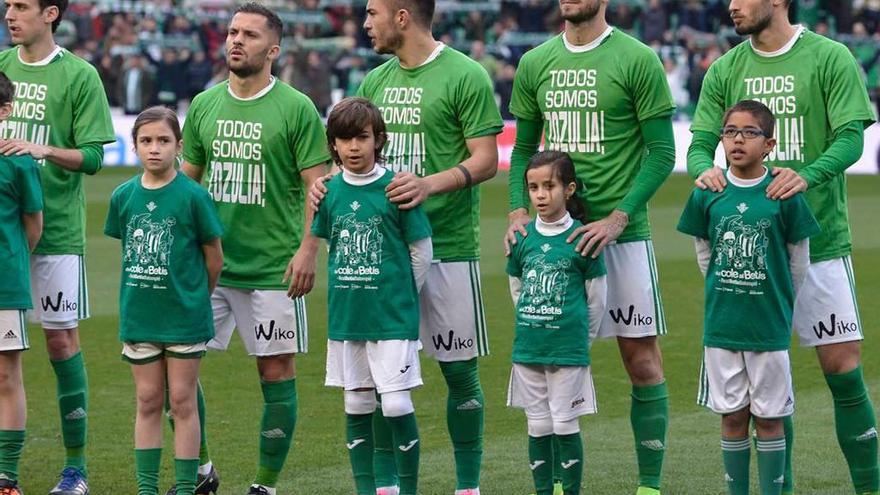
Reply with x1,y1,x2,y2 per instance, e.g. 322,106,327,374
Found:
245,290,306,495
597,242,668,495
378,390,419,495
720,408,751,495
373,401,399,495
127,344,166,495
509,364,554,495
748,350,794,495
704,348,751,495
420,261,487,494
547,366,598,495
0,311,27,494
167,345,207,495
33,255,91,494
793,257,878,493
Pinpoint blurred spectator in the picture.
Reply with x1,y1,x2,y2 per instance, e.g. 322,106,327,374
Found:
149,48,189,109
98,54,122,107
495,62,516,120
117,53,155,115
641,0,668,44
294,50,332,115
470,40,499,79
663,56,690,112
279,52,297,87
187,50,214,99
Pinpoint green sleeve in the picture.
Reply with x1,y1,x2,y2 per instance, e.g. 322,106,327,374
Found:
616,116,675,215
72,65,115,147
103,190,121,239
822,42,876,132
78,142,104,175
17,158,43,213
181,99,206,167
508,53,542,121
782,193,822,243
400,203,433,243
291,97,332,171
630,48,676,122
687,130,721,179
798,121,864,188
456,64,504,139
193,188,224,243
676,189,709,239
509,117,542,212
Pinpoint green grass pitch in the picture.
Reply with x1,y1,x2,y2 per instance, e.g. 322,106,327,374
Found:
17,168,880,494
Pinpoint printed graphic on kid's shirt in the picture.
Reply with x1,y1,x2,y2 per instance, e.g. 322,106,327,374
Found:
331,205,384,288
518,249,571,323
123,211,176,290
713,214,770,296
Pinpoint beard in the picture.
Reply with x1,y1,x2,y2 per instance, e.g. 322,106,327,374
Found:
227,52,267,78
733,5,773,35
561,0,602,24
373,27,404,55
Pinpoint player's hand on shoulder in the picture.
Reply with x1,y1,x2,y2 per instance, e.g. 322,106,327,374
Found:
569,210,629,259
695,166,727,192
386,172,429,210
308,172,333,212
283,247,317,298
766,167,807,200
504,208,531,257
0,139,49,160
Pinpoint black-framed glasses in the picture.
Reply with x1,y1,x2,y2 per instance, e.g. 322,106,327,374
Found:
721,126,768,140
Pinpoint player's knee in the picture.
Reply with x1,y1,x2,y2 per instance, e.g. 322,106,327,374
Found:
168,389,197,421
721,408,750,435
44,329,79,360
440,358,482,401
379,390,414,418
0,364,21,394
136,389,165,417
257,354,295,381
622,347,663,385
527,416,553,437
753,416,784,438
344,390,378,415
552,417,580,436
817,342,861,375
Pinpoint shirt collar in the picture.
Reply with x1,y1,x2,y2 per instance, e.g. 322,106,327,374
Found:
535,212,573,236
750,25,805,57
562,26,613,53
726,166,769,188
17,45,62,66
227,76,276,101
342,164,386,185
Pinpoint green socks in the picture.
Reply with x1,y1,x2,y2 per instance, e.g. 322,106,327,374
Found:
555,433,583,495
347,413,376,495
196,381,210,465
826,366,880,493
529,434,554,495
386,413,419,495
782,415,794,493
174,458,199,495
372,408,398,488
255,379,297,488
439,358,484,490
135,448,161,495
631,381,669,490
0,430,25,483
51,351,89,475
757,437,786,495
721,437,750,495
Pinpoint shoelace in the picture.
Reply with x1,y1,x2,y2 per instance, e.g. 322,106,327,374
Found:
57,467,84,490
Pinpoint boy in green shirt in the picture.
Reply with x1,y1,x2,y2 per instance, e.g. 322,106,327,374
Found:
678,100,820,495
313,97,433,495
0,70,44,495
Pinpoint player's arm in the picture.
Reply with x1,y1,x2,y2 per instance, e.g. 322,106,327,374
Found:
408,237,433,292
202,237,223,294
182,161,206,183
386,134,498,210
0,141,104,174
787,239,810,295
284,163,330,298
569,115,675,258
22,211,43,252
504,117,543,255
694,237,711,277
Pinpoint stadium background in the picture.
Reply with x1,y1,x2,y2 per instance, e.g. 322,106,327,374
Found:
4,0,880,493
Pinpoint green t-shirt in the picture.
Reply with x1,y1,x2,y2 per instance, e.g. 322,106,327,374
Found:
0,47,115,255
690,30,875,262
677,172,820,351
506,221,606,366
0,155,43,309
312,171,432,341
509,30,675,242
182,79,331,289
104,172,224,344
357,46,504,261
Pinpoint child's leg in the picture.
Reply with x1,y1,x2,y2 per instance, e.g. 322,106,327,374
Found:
379,390,419,495
167,355,202,495
754,417,785,495
0,351,26,485
344,389,378,495
553,418,583,495
721,408,751,495
527,416,555,495
132,358,166,495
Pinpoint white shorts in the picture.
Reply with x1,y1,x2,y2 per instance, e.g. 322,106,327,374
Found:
419,261,489,361
698,347,794,418
30,255,89,330
507,363,597,421
793,256,863,347
596,241,667,339
209,286,308,356
325,339,422,393
0,310,28,352
122,341,208,364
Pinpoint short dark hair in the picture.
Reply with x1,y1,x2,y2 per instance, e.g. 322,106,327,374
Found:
722,99,775,138
234,2,283,43
131,106,182,142
326,97,387,166
0,72,14,106
393,0,435,29
38,0,68,33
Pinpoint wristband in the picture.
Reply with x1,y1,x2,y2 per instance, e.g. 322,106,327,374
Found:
456,164,472,188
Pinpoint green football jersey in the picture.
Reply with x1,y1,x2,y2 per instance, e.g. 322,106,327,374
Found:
690,29,875,262
357,45,504,261
312,170,432,341
182,79,331,289
509,29,675,242
506,221,606,366
0,47,115,255
104,172,224,344
0,155,42,309
677,172,820,351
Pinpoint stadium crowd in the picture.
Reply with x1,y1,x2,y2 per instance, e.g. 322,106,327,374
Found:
0,0,878,118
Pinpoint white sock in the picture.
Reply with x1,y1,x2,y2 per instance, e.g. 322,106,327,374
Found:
455,489,480,495
251,485,276,495
376,487,400,495
197,461,213,476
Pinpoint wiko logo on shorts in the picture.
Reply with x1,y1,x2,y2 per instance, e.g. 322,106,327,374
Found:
40,291,77,313
254,320,295,341
431,330,474,352
812,313,858,340
608,305,653,326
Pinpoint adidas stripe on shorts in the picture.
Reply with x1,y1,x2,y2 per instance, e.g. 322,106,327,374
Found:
419,261,490,361
793,256,863,347
209,286,308,356
595,241,667,339
0,310,28,352
30,254,89,330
